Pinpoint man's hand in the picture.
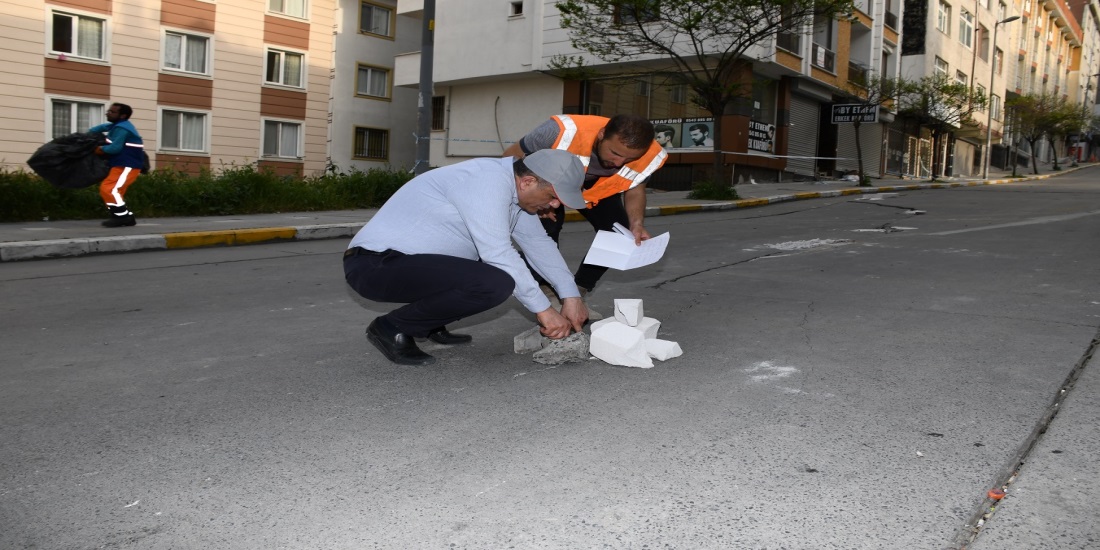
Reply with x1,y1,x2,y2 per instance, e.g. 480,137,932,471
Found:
629,222,651,245
559,297,589,333
535,308,572,339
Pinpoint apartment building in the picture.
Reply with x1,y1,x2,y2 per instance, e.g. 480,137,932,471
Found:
329,0,419,172
392,0,901,186
1,0,335,177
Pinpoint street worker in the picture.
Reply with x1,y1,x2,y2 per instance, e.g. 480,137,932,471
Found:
502,114,667,302
89,103,145,227
343,149,590,366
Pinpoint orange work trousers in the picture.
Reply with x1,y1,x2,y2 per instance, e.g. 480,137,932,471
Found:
99,166,141,213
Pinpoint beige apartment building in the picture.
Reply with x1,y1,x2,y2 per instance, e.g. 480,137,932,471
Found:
0,0,335,177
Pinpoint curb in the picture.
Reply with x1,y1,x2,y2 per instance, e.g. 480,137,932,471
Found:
0,169,1078,262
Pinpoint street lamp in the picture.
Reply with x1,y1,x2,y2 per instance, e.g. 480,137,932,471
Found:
982,15,1021,180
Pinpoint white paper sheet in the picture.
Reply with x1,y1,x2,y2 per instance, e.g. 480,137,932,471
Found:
582,223,670,270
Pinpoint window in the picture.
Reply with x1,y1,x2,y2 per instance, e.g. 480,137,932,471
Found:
937,1,951,34
164,31,210,75
50,98,106,139
636,80,650,97
994,47,1004,75
359,2,393,37
956,70,968,85
959,9,974,48
991,94,1002,120
266,48,305,88
510,1,524,16
356,64,390,98
998,2,1007,21
616,1,659,24
934,56,949,76
353,127,389,160
671,85,687,104
161,109,209,152
431,96,445,131
262,119,302,158
978,25,989,61
51,10,106,60
269,0,307,19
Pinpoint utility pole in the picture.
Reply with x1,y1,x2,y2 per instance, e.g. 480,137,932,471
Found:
981,15,1020,180
414,0,436,175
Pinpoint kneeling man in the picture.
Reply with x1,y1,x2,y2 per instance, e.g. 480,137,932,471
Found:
344,149,590,365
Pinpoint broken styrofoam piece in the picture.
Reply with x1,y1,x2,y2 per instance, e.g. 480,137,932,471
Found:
590,322,653,368
635,317,661,339
533,332,590,365
514,325,549,354
613,299,644,327
590,317,661,339
645,339,683,361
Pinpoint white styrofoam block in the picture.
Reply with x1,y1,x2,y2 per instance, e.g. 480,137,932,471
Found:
589,317,619,332
635,317,661,339
590,323,653,368
645,339,683,361
613,299,644,327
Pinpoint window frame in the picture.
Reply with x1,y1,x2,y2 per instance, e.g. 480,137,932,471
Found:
267,0,309,20
937,1,951,35
355,63,392,100
46,95,107,140
615,1,660,24
47,8,109,62
352,126,390,161
959,9,974,48
955,70,968,86
261,117,304,160
934,56,949,76
359,1,394,38
158,107,212,154
991,94,1002,120
670,85,687,104
162,28,213,76
264,46,307,89
431,96,445,131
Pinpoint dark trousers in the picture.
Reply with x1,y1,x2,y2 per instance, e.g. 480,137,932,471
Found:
540,193,629,291
344,249,514,337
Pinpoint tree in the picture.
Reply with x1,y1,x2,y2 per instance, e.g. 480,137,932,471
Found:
1006,93,1059,175
843,76,906,185
1049,100,1095,169
895,74,986,181
553,0,855,182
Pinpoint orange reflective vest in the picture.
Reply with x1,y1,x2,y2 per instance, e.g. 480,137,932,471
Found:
549,115,668,206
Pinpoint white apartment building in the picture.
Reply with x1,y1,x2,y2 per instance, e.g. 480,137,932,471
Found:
330,0,420,172
393,0,902,186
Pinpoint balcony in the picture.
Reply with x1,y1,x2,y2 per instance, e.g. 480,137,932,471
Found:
848,61,869,86
884,11,898,30
811,43,835,72
776,31,801,54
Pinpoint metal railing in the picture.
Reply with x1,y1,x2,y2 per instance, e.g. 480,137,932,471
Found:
848,62,868,86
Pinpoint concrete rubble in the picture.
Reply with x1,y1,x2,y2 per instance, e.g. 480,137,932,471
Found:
532,332,590,365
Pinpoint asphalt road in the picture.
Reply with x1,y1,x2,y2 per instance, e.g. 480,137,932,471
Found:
2,172,1098,549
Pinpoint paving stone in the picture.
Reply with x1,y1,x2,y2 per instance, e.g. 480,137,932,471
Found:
532,332,590,365
514,325,549,354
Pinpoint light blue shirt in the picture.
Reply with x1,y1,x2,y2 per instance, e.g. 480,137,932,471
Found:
348,157,579,313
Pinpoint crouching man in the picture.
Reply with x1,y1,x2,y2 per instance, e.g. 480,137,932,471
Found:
343,149,590,366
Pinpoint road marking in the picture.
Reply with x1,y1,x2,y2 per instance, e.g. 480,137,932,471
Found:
930,210,1100,235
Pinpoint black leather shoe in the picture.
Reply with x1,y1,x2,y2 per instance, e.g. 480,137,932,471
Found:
366,318,435,366
102,215,137,227
427,326,473,345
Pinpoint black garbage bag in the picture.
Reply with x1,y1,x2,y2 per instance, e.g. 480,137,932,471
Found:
27,133,110,189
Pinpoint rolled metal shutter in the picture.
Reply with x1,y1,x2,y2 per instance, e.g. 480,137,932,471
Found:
836,122,884,177
787,94,819,176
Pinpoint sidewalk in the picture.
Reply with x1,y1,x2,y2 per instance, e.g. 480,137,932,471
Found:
0,165,1083,262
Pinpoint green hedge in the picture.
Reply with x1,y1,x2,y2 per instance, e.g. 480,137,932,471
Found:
0,164,413,222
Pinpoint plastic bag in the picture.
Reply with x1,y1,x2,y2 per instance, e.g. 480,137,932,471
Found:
27,133,110,189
